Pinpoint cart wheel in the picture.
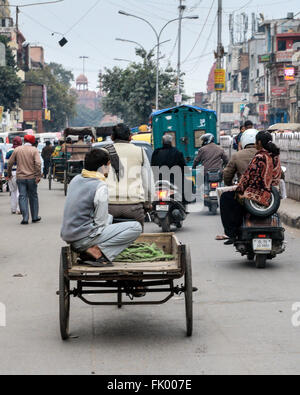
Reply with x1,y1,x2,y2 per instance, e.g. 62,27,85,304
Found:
161,217,171,233
255,254,267,269
184,245,193,337
64,171,68,196
59,249,70,340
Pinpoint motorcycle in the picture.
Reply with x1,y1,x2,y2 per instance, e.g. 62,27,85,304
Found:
234,213,286,269
234,183,286,269
204,169,223,215
152,181,187,232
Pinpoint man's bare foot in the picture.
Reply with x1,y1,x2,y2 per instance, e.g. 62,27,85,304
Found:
86,246,103,260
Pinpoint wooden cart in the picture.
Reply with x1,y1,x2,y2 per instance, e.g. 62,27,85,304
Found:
48,157,66,190
62,127,96,196
58,233,197,340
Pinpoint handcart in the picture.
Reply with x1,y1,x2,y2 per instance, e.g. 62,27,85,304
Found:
58,233,197,340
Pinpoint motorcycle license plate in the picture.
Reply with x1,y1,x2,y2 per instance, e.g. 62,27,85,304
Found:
156,205,169,212
209,191,217,197
253,239,272,252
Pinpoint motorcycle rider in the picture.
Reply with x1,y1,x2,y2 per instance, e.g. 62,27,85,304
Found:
223,129,258,186
151,134,187,201
193,133,228,174
220,131,281,245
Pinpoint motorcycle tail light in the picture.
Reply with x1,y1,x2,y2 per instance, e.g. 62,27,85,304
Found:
258,234,267,238
210,182,218,189
157,190,169,200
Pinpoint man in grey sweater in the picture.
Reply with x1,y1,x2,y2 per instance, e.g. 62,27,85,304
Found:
61,149,142,267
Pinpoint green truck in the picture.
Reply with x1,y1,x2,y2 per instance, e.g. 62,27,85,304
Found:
151,105,217,167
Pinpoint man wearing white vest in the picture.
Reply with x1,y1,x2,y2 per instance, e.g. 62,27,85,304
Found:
107,124,155,226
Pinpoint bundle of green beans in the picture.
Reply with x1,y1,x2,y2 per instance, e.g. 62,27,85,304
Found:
115,243,174,263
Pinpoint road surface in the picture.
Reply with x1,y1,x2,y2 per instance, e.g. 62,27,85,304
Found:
0,180,300,375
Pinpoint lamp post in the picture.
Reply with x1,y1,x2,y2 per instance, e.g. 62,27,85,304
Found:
119,10,198,111
114,58,132,63
116,38,145,52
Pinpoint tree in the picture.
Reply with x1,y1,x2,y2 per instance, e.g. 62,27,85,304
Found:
100,50,188,127
0,35,23,111
48,62,74,88
26,63,76,132
69,104,104,127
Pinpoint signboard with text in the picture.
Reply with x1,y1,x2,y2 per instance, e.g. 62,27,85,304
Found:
284,66,295,81
271,86,287,97
258,54,271,63
276,51,294,63
214,69,225,91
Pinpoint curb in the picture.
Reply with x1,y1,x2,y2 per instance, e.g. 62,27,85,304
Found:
279,209,300,229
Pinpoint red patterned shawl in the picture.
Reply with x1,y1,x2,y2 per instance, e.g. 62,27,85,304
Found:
236,149,281,206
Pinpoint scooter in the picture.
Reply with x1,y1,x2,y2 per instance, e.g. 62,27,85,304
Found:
204,169,223,215
152,180,187,232
234,213,286,269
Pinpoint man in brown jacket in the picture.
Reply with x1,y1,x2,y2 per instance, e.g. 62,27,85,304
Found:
7,135,42,225
193,133,228,174
223,129,258,186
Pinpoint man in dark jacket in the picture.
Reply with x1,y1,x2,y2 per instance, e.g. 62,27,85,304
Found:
151,135,186,198
41,141,54,179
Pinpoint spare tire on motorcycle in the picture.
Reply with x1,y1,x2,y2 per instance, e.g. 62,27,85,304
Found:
244,187,281,218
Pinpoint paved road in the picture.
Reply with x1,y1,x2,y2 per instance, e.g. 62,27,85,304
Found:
0,180,300,375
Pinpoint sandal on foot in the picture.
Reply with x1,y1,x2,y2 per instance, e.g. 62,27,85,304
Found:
215,235,229,241
84,255,114,268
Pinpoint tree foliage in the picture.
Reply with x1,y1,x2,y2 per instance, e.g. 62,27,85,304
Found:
69,104,103,127
0,35,23,111
100,50,187,127
26,63,76,132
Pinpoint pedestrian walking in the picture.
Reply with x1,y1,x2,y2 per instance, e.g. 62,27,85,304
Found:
7,135,42,225
41,141,54,179
5,136,22,214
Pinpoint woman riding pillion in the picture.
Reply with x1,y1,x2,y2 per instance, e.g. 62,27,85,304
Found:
220,131,281,245
61,149,142,267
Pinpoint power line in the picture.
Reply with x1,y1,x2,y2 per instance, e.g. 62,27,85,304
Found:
182,0,215,64
184,11,218,74
64,0,102,35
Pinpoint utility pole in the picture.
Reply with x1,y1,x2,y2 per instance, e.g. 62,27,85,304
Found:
216,0,224,142
176,0,186,106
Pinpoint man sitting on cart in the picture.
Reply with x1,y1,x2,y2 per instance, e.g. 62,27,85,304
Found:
61,149,142,267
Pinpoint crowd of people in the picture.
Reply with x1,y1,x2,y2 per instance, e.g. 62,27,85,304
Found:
0,122,282,268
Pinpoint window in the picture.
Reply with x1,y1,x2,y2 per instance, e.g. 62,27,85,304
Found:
221,103,233,113
194,130,206,148
278,40,286,51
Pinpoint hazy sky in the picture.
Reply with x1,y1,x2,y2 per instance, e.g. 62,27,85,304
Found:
11,0,300,96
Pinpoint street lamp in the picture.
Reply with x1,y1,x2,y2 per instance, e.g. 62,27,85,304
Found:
119,10,198,110
115,38,145,52
114,58,132,63
51,32,68,47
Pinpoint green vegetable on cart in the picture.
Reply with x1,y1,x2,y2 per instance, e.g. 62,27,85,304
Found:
115,243,174,263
